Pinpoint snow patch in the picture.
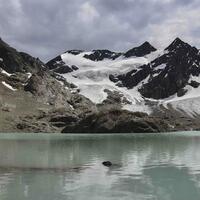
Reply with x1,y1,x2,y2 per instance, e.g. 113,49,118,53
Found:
145,49,168,62
69,104,75,110
170,98,200,117
0,68,13,77
189,75,200,83
159,79,200,116
26,72,32,79
164,85,200,104
56,80,64,86
2,81,17,91
154,64,167,70
123,103,152,114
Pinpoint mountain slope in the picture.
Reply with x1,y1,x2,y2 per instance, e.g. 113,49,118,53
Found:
0,37,165,134
115,38,200,99
1,37,200,133
0,38,96,133
47,38,200,118
46,42,159,113
0,38,44,73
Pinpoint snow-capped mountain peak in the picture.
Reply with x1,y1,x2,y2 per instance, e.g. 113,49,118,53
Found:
165,37,197,53
46,38,200,115
124,41,157,58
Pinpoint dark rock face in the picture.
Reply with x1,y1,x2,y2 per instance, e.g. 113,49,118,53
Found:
71,65,79,71
84,50,122,61
139,38,200,99
46,55,78,74
50,115,78,123
177,88,187,97
165,37,191,52
54,65,73,74
113,38,200,99
61,109,169,133
82,43,156,61
0,38,44,73
124,42,157,58
101,89,131,106
113,65,151,89
189,81,200,88
66,50,83,55
19,52,45,72
45,42,157,76
46,55,63,70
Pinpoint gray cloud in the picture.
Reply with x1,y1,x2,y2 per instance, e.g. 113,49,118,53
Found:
0,0,199,62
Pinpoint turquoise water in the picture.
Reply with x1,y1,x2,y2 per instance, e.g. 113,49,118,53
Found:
0,132,200,200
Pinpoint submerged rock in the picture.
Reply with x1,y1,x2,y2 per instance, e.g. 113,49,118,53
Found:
102,161,112,167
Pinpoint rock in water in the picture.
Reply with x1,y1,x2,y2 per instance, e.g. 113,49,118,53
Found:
102,161,112,167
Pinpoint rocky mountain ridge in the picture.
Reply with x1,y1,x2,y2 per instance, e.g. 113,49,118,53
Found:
47,38,200,115
1,37,200,133
115,38,200,99
46,41,157,72
0,38,97,132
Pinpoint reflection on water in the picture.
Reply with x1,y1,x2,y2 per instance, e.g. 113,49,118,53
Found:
0,132,200,200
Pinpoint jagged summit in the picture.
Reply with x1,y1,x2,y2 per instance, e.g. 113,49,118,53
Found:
142,41,155,48
165,37,194,52
66,50,83,55
124,41,157,58
82,41,157,61
83,49,122,61
114,37,200,100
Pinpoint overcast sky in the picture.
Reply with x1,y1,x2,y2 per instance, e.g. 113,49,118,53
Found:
0,0,200,62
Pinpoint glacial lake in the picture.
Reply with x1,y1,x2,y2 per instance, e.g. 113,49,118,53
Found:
0,132,200,200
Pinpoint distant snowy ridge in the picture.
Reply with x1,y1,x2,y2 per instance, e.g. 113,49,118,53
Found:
46,38,200,116
60,50,158,113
